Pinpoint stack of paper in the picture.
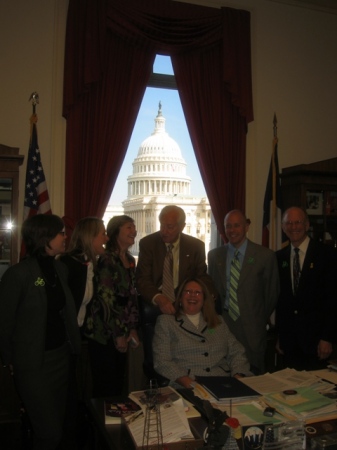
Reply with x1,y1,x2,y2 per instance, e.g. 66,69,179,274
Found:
262,386,336,422
240,368,336,396
309,368,337,386
126,386,197,447
129,386,200,418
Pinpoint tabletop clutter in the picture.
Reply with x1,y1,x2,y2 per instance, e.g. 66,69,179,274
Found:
104,368,337,449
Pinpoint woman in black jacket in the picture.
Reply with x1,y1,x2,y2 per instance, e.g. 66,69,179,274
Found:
0,214,81,450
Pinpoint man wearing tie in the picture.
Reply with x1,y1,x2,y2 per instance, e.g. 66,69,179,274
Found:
208,210,279,374
136,205,217,383
136,205,217,314
275,206,337,370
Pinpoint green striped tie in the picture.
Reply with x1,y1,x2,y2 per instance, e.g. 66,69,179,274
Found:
229,250,241,321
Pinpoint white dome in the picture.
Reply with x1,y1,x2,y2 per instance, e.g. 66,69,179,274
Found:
127,103,191,198
138,133,182,159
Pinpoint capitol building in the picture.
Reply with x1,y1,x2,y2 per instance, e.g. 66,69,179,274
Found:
104,103,215,256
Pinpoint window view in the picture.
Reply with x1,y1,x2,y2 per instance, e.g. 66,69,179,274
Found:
104,55,214,256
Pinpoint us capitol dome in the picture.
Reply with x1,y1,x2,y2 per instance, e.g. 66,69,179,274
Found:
106,102,213,255
126,101,191,198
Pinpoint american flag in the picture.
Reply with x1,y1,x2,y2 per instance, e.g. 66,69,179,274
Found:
23,114,52,220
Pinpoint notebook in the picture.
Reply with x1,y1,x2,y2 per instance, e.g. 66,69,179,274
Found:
196,376,260,402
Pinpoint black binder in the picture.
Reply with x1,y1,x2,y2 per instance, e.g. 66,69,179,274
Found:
196,376,259,401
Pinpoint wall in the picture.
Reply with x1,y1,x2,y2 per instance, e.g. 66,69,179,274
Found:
0,0,336,245
0,0,67,219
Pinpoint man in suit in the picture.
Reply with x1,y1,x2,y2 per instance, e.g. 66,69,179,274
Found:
275,206,337,370
136,205,217,314
136,205,217,382
208,210,279,374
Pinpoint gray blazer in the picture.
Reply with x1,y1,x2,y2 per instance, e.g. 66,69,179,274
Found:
0,257,81,370
208,239,279,372
153,313,250,383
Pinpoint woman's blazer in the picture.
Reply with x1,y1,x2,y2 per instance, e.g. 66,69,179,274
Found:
0,257,81,371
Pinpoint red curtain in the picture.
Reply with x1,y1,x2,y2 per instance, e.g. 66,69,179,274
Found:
63,0,253,240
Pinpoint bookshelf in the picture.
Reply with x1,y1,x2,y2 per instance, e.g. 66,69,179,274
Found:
281,157,337,247
0,144,24,276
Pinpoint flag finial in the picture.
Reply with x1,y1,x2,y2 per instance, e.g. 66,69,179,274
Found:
29,92,39,113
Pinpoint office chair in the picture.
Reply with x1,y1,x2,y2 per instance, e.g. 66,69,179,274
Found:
138,297,169,387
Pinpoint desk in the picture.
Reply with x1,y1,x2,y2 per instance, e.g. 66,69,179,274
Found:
87,398,207,450
87,397,337,450
305,419,337,448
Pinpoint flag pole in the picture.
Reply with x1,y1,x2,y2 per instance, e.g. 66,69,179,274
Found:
262,114,285,250
20,92,52,259
23,93,52,219
273,113,277,138
270,114,278,247
28,92,39,143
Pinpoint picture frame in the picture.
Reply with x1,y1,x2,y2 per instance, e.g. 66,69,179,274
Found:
327,191,337,214
306,191,323,215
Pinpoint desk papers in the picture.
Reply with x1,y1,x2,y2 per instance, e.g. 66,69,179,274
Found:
238,368,337,423
191,369,337,426
125,399,194,447
263,386,336,421
239,368,335,395
126,386,197,447
310,368,337,385
129,386,200,418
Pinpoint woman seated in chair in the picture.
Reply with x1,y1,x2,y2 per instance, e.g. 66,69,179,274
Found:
153,278,251,389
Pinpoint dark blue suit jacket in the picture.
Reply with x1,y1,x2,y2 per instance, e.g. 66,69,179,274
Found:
276,238,337,358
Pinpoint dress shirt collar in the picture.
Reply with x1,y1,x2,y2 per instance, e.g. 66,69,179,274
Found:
228,238,248,259
166,234,180,254
291,235,310,255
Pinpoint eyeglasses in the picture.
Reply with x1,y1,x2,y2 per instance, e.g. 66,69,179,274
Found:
183,289,203,296
282,220,306,226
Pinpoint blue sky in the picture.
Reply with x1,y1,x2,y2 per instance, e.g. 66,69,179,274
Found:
108,55,206,204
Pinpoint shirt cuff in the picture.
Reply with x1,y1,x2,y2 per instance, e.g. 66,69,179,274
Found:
152,293,161,305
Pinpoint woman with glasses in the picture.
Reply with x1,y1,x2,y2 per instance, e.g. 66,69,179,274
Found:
0,214,81,449
153,277,251,389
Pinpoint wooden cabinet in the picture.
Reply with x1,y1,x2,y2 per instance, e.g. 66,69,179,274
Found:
0,144,24,277
281,157,337,247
